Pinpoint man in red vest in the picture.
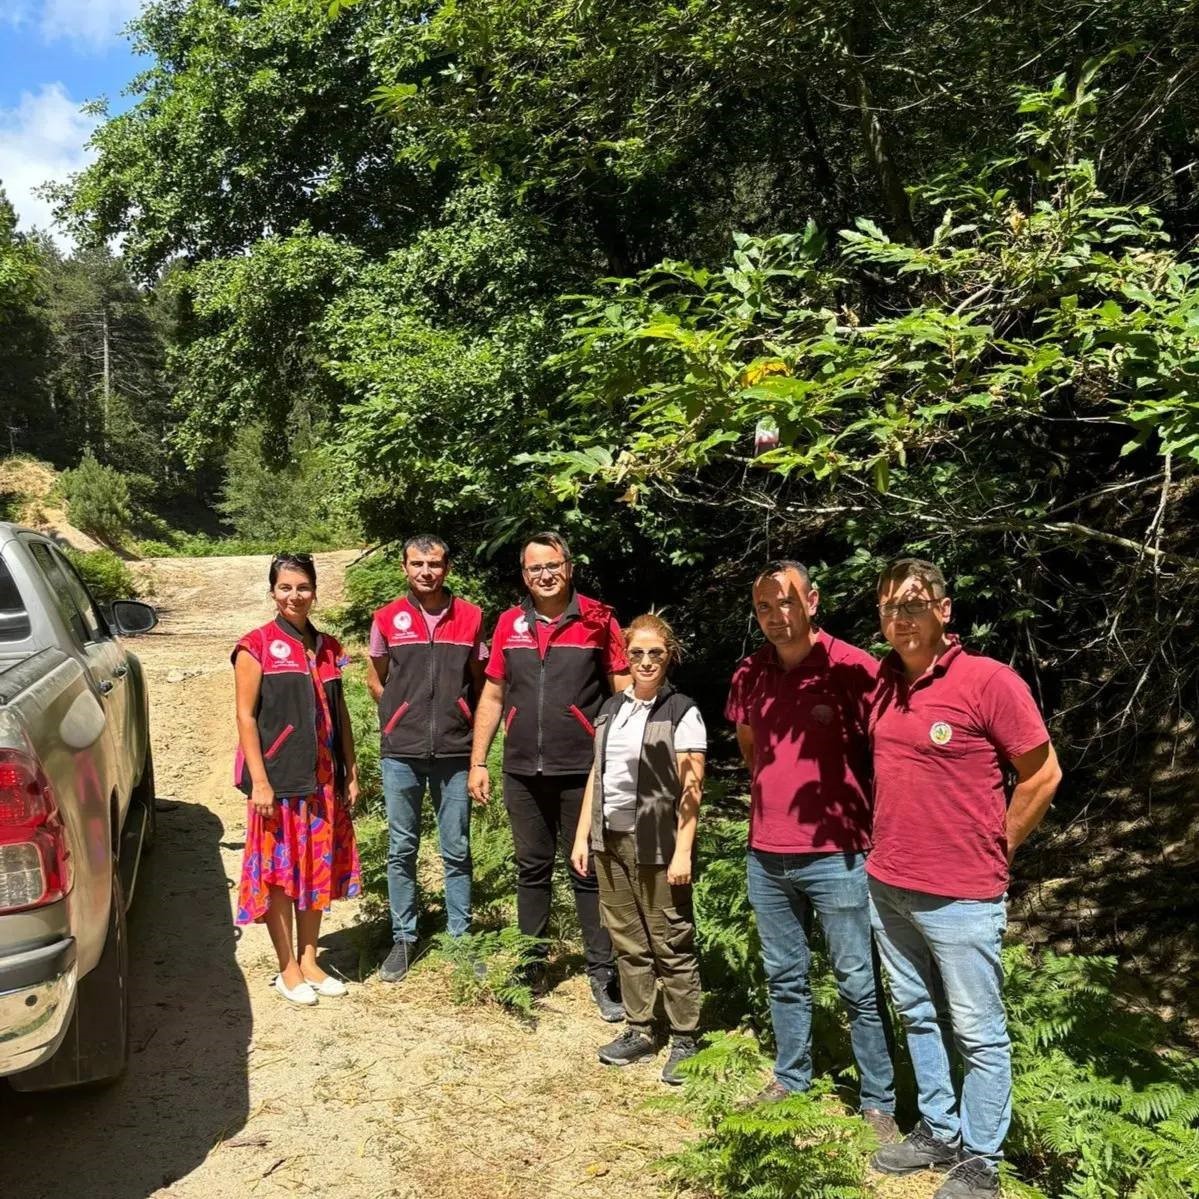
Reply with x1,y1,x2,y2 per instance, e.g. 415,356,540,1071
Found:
468,531,631,1019
368,535,487,983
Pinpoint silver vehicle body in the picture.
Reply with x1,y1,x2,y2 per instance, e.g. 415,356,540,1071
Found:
0,522,152,1078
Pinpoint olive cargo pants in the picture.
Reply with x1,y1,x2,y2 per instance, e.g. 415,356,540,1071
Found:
594,830,701,1033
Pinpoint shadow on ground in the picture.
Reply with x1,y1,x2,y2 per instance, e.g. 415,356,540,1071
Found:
0,802,251,1198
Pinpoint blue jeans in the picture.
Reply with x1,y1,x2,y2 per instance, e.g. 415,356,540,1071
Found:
382,757,472,943
868,878,1010,1165
747,849,895,1111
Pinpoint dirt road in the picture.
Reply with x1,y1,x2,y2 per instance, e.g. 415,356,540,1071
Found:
0,553,698,1199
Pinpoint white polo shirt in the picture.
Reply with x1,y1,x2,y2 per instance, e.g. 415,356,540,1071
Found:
602,689,707,832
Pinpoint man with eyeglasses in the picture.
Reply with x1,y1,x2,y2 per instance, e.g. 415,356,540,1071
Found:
468,531,631,1019
725,560,898,1139
867,558,1061,1199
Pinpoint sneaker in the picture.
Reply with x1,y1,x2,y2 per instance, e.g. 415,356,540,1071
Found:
934,1156,999,1199
589,972,625,1023
872,1120,962,1175
597,1027,659,1066
378,941,414,984
863,1109,902,1144
660,1034,699,1085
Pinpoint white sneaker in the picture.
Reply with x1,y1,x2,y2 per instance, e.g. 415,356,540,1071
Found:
273,974,319,1006
302,973,348,998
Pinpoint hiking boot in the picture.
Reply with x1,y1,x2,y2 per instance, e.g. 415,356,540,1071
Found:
872,1120,962,1175
863,1109,902,1144
934,1156,999,1199
589,971,625,1023
597,1026,659,1066
378,940,414,984
660,1034,699,1085
738,1078,792,1108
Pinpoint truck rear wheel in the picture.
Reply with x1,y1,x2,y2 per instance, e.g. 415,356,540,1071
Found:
9,865,129,1091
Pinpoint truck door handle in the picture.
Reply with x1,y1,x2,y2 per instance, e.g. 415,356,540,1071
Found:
98,680,114,695
113,665,128,678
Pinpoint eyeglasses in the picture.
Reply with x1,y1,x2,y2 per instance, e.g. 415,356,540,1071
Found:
879,599,938,620
523,560,568,578
628,647,667,663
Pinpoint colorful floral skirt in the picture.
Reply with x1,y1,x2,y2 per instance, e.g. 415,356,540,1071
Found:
236,787,362,925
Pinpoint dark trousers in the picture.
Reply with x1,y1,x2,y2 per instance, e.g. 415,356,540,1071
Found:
502,772,615,978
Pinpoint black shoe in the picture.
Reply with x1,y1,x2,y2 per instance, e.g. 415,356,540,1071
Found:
660,1035,699,1085
518,957,549,995
589,972,625,1023
872,1121,962,1175
378,940,414,984
934,1156,999,1199
597,1027,659,1066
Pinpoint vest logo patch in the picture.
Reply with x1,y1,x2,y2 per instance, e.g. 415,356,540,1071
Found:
393,611,413,632
513,616,529,636
268,639,293,661
929,721,954,746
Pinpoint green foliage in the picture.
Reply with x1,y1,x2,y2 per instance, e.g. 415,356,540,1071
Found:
60,452,133,546
215,420,357,548
62,547,139,605
341,668,381,812
655,1033,875,1199
420,929,543,1018
1004,945,1199,1199
136,533,281,558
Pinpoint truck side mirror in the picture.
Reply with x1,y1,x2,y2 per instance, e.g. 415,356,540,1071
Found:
110,600,159,636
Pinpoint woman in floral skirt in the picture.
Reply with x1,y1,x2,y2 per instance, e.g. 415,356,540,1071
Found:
232,552,361,1005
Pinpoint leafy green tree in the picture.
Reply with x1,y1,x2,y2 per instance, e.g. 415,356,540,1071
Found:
61,451,133,545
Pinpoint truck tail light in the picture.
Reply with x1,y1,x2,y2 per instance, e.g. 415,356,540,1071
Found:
0,750,71,913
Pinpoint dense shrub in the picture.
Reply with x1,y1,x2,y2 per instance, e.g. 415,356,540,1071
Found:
60,451,132,546
63,547,139,606
656,1034,875,1199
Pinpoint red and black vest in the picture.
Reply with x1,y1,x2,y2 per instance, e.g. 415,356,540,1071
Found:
491,592,622,776
371,593,484,759
232,617,347,798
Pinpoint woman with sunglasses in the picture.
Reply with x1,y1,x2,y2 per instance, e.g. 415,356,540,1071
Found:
232,553,362,1005
570,613,706,1084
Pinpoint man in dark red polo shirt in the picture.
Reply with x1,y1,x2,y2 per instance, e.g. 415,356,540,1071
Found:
367,535,487,984
468,531,631,1019
726,560,897,1137
868,558,1061,1199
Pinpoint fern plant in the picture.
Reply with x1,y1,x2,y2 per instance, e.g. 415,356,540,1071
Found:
1004,945,1199,1199
421,928,544,1018
654,1032,876,1199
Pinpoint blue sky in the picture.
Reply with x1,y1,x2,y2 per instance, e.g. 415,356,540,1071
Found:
0,0,147,240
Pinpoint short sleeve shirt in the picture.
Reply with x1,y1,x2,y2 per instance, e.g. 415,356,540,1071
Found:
867,640,1051,900
725,632,878,854
603,696,707,832
484,605,627,682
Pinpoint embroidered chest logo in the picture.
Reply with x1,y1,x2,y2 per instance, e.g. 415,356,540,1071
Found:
393,611,413,632
929,721,954,746
810,704,835,726
268,639,293,661
512,616,533,640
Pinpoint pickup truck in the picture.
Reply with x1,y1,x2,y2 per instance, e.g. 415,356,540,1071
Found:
0,521,157,1090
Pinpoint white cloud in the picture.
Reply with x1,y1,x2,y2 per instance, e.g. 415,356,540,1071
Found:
39,0,142,49
0,83,98,243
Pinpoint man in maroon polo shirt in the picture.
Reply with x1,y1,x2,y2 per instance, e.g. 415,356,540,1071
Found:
868,558,1061,1199
468,531,631,1019
725,560,897,1135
